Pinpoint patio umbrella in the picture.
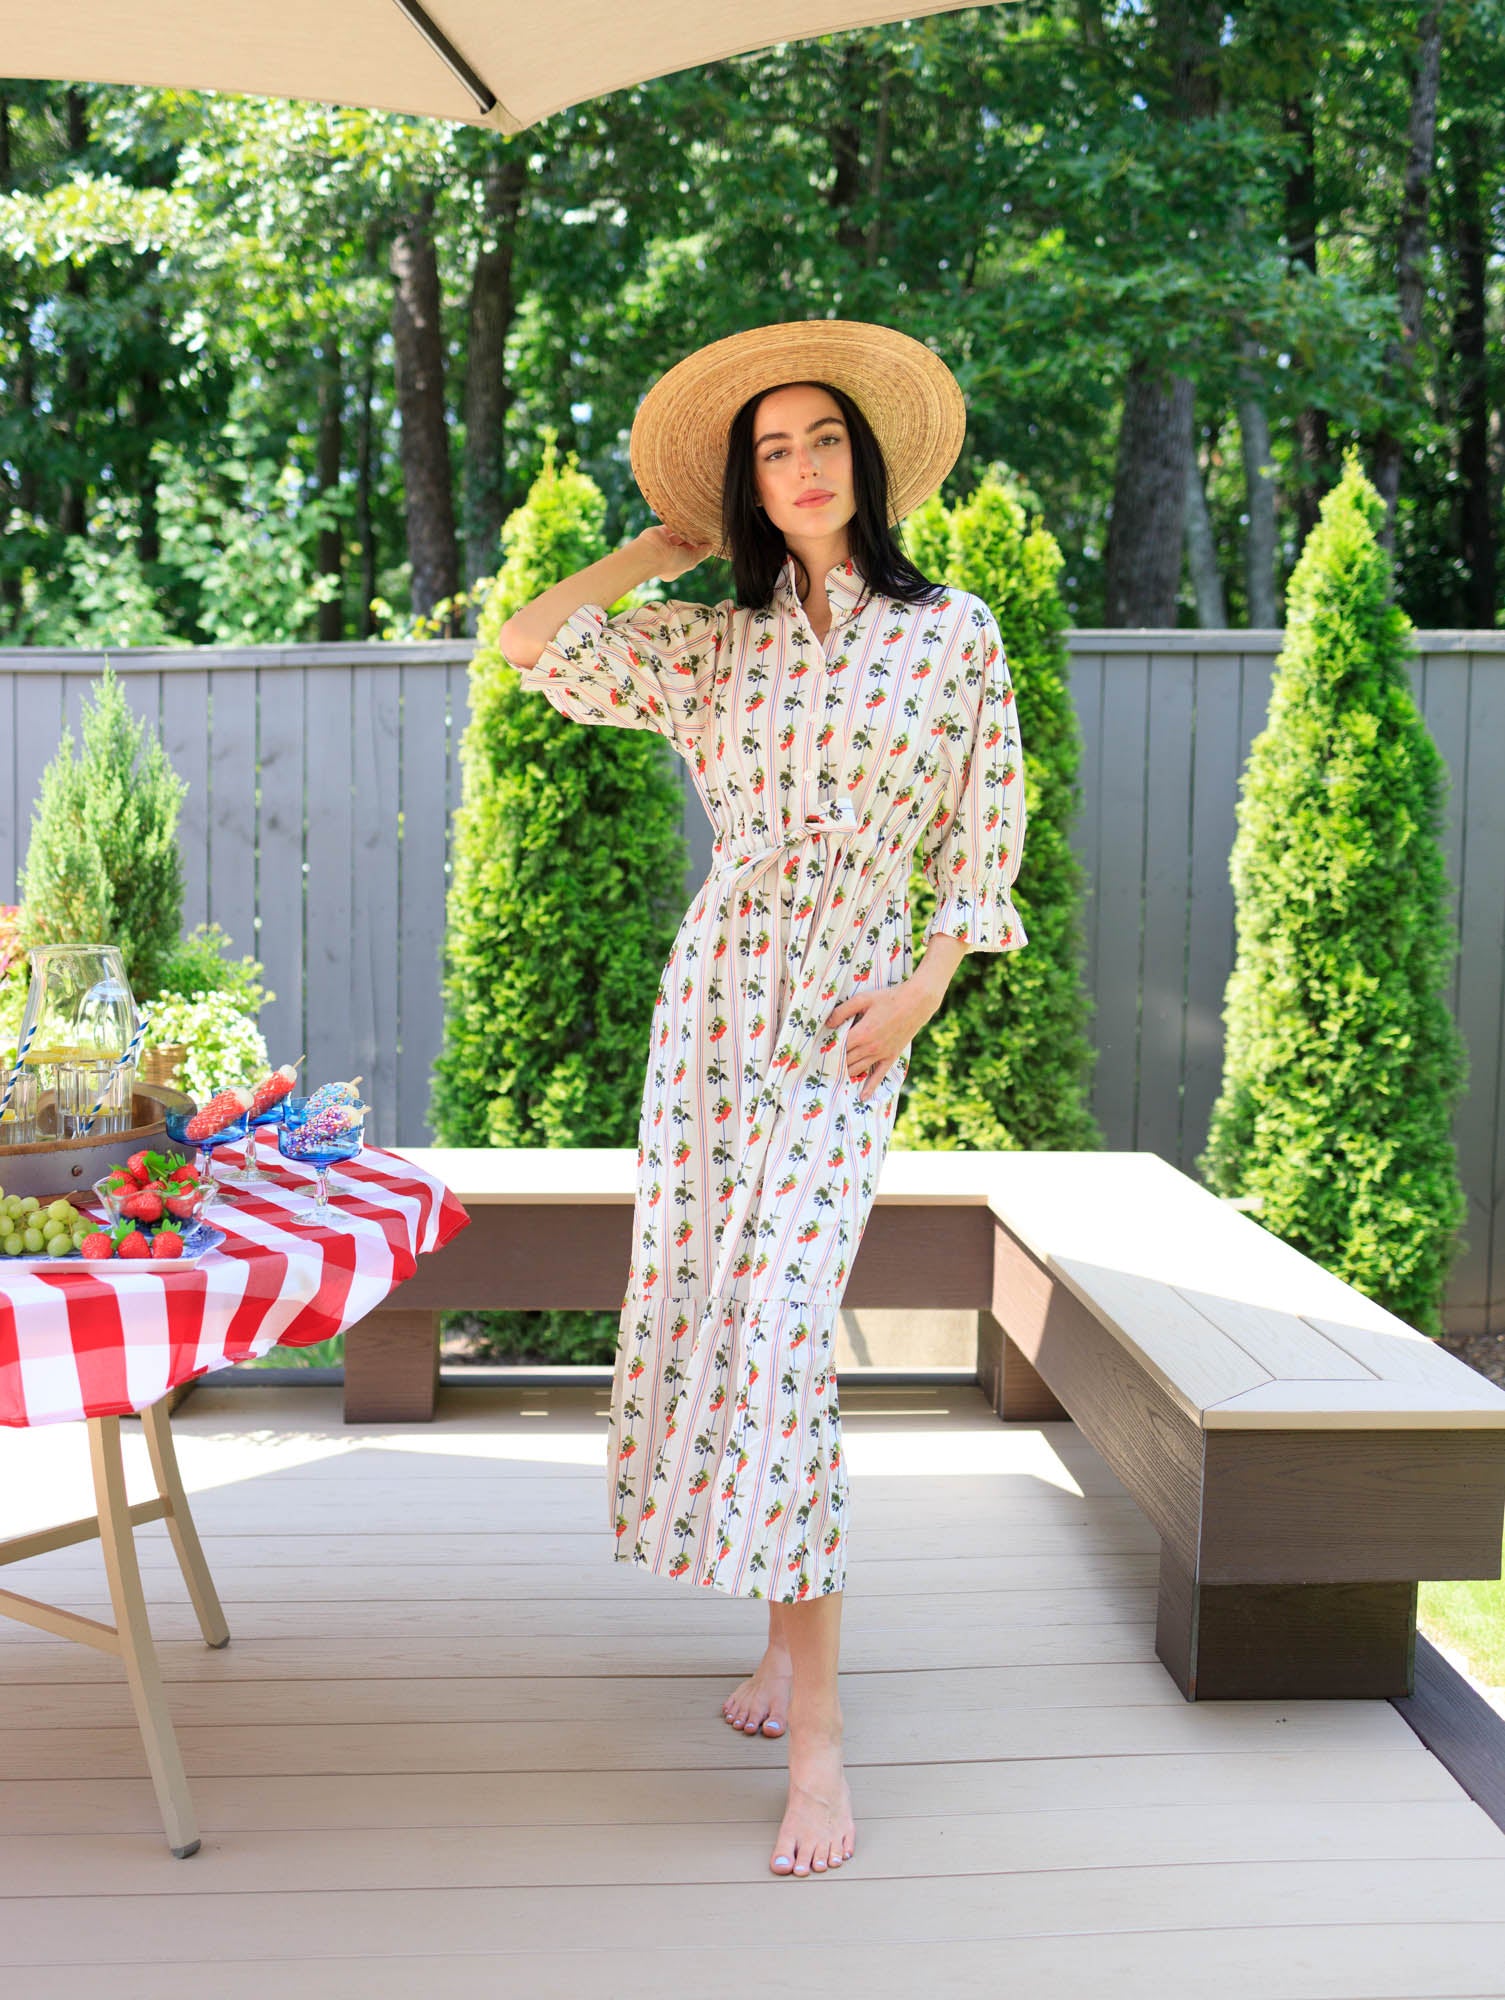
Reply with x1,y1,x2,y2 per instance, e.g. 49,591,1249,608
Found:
3,2,1000,132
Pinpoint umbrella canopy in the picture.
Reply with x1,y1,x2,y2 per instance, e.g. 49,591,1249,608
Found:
4,2,995,133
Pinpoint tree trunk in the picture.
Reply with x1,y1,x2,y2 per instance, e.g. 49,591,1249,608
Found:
1101,0,1221,627
462,147,527,598
829,43,867,260
58,88,90,541
355,329,379,638
1104,361,1196,625
0,93,19,622
1371,0,1445,544
1283,88,1331,549
389,191,458,623
1452,119,1495,628
1237,334,1279,627
136,337,163,568
1184,423,1226,627
316,335,344,642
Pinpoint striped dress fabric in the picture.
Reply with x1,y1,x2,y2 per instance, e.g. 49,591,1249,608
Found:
512,555,1028,1600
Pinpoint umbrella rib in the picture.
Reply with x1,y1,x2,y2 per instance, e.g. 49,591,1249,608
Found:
388,0,499,115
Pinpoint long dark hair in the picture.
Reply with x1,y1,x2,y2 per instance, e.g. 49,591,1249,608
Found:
722,379,948,611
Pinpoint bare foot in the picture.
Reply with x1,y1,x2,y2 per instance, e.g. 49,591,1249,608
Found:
722,1641,792,1737
770,1710,855,1877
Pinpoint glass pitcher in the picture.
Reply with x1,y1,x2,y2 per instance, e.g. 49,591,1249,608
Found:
17,945,139,1069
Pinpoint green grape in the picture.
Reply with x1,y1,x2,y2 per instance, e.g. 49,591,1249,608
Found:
2,1233,23,1257
18,1196,39,1213
22,1226,45,1253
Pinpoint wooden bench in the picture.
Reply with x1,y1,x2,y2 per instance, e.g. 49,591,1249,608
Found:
350,1145,1505,1702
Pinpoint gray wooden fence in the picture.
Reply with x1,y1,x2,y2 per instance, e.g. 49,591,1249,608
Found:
3,631,1503,1334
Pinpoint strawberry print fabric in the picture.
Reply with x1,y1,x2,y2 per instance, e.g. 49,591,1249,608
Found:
510,555,1027,1599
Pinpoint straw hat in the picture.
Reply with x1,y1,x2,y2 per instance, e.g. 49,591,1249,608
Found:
628,319,967,555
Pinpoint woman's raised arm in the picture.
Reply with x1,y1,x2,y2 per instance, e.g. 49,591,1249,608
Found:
498,526,714,669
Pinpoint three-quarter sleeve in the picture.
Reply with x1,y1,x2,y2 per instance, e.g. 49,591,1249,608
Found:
505,598,725,767
918,597,1028,954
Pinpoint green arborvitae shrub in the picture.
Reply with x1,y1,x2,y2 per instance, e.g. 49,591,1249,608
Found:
430,439,690,1363
895,473,1099,1151
20,664,186,1001
1199,450,1467,1335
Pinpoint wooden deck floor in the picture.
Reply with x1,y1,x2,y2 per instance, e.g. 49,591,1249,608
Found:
3,1379,1505,1999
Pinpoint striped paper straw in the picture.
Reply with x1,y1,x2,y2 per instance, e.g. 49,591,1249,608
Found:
0,1020,38,1125
78,1012,150,1137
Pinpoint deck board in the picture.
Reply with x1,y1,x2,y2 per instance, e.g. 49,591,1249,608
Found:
2,1378,1503,1992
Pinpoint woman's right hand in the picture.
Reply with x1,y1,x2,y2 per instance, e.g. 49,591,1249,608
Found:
633,524,715,581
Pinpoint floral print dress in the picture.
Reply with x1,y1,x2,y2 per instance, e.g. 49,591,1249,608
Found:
509,554,1027,1601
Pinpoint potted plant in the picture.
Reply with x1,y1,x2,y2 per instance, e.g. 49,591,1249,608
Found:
141,924,272,1094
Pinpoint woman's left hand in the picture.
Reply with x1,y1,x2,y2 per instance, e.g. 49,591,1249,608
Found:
826,977,941,1103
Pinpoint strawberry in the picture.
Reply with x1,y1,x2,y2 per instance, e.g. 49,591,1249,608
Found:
250,1063,300,1116
125,1149,157,1186
121,1187,165,1223
114,1226,150,1260
168,1162,198,1185
150,1224,186,1261
185,1088,252,1142
80,1231,116,1260
164,1185,208,1220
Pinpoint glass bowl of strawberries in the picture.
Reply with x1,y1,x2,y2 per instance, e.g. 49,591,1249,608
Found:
95,1150,217,1232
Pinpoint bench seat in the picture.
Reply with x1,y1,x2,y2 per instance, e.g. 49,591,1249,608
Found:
353,1146,1505,1701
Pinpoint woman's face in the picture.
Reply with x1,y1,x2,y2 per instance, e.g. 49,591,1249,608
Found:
751,383,856,546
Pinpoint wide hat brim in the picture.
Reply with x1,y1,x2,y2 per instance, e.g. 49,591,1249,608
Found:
629,319,967,558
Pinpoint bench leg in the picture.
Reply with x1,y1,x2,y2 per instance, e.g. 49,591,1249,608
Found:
977,1310,1071,1423
1156,1540,1418,1700
343,1307,440,1424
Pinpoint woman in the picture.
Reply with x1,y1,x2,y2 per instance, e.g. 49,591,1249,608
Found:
499,319,1029,1880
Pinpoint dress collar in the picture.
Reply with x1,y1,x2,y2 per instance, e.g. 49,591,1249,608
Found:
775,552,867,617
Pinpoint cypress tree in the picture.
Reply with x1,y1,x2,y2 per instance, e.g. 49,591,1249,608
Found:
1199,451,1467,1334
896,474,1099,1150
20,663,185,999
430,439,690,1360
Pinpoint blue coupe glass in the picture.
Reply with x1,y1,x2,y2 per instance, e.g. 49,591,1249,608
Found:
163,1105,249,1195
277,1098,365,1228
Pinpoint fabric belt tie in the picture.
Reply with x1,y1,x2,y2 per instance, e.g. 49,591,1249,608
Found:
695,802,907,1304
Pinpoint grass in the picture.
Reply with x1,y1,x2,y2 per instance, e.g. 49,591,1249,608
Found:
244,1333,345,1369
1420,1530,1505,1688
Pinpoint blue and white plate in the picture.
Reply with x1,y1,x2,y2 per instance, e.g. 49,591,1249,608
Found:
4,1220,227,1268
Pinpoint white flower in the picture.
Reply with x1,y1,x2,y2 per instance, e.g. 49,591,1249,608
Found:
143,989,268,1101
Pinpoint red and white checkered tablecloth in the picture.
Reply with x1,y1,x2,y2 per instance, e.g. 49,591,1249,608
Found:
0,1143,469,1427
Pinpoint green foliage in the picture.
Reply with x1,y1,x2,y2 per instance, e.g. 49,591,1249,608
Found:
1199,452,1467,1334
20,665,186,1000
153,923,270,1013
6,9,1503,643
895,472,1099,1153
142,990,269,1097
430,438,689,1362
154,428,344,645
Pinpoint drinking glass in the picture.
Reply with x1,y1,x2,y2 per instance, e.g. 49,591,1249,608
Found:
0,1067,38,1144
163,1105,250,1193
277,1104,365,1229
54,1058,118,1140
